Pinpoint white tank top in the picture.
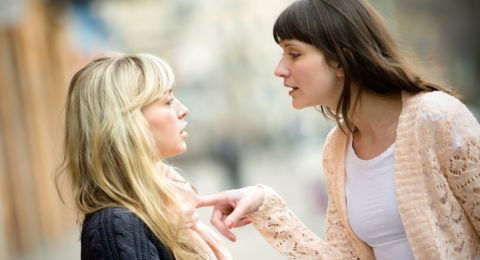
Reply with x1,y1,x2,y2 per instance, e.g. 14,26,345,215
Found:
345,137,414,260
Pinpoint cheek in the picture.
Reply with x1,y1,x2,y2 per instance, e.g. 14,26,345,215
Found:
148,114,177,138
312,63,340,90
298,66,342,108
143,108,173,137
143,112,185,157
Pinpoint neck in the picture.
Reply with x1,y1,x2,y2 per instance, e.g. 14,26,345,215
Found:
350,90,402,140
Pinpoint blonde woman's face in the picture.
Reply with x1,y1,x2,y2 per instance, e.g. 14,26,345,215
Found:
142,89,189,158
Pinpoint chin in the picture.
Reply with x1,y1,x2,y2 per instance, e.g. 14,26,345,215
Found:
160,144,187,158
175,145,188,156
291,101,307,110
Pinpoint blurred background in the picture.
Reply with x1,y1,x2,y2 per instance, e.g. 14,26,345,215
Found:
0,0,479,259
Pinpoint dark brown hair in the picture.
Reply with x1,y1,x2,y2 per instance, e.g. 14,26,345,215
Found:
273,0,454,132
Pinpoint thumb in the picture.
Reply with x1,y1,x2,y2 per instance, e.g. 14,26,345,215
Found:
225,204,248,228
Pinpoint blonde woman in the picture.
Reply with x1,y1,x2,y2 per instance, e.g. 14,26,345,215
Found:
59,53,232,260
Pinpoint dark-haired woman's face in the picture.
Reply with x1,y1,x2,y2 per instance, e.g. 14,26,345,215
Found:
274,39,344,109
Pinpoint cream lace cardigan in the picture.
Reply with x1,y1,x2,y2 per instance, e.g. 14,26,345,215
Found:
251,91,480,259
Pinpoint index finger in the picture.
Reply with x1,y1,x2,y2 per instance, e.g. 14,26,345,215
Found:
196,194,225,208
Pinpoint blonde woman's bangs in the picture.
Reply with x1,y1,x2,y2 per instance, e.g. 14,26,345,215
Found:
130,54,176,109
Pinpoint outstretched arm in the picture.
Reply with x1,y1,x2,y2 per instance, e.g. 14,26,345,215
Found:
249,185,344,259
197,186,345,259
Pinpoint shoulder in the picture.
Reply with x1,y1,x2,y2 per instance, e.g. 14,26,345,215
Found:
404,91,480,146
82,207,142,239
404,91,478,127
81,207,174,260
408,91,471,120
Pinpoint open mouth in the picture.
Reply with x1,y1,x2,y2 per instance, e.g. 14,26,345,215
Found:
180,130,188,138
288,87,299,96
180,123,188,136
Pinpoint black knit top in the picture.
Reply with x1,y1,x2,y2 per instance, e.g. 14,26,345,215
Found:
81,207,175,260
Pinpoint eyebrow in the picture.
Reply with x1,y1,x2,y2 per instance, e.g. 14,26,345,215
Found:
280,41,299,49
159,89,173,101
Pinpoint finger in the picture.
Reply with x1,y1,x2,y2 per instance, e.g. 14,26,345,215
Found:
221,213,227,223
233,217,252,228
225,204,249,228
196,194,224,208
211,209,236,242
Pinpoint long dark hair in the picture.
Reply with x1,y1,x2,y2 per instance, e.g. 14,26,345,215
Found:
273,0,454,132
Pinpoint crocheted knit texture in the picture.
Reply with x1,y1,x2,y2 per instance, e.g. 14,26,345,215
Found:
81,207,174,260
251,91,480,260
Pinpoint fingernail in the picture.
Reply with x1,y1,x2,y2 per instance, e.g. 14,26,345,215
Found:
226,220,233,228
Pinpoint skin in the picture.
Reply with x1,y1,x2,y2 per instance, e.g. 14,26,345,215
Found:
275,39,344,110
350,91,401,160
197,39,346,241
142,89,190,158
197,39,402,242
275,39,402,158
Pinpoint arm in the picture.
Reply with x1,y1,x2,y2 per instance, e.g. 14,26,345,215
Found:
81,207,173,260
433,95,480,235
250,185,344,259
197,186,349,259
250,127,366,259
197,128,362,259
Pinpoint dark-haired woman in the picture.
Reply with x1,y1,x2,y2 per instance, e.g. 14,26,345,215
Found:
197,0,480,259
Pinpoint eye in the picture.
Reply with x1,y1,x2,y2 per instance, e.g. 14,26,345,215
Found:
166,98,174,106
289,52,301,60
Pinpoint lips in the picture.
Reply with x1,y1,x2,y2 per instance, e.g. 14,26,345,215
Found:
180,123,188,137
180,131,188,138
286,86,299,96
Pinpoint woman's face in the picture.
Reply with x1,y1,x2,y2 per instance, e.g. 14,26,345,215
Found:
274,39,344,109
142,89,189,158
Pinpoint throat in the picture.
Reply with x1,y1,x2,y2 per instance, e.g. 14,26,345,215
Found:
352,130,396,160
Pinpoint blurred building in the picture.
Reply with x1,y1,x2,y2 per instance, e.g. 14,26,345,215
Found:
0,0,78,259
395,0,480,110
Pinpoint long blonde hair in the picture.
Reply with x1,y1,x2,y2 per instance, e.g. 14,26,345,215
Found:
59,53,205,259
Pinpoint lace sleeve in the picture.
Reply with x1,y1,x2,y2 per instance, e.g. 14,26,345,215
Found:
250,185,344,259
439,99,480,235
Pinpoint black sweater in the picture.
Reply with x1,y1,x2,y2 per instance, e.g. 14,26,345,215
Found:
81,207,175,260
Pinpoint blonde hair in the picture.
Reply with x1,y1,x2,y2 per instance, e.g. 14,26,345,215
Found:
59,53,205,259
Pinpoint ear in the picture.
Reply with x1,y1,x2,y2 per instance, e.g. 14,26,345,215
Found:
336,66,344,78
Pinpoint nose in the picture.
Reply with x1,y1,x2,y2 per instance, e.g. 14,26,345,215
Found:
176,99,189,119
274,59,289,78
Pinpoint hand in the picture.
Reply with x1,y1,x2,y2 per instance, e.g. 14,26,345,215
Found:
196,186,265,242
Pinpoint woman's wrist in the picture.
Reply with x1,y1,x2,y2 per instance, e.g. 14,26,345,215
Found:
252,184,266,213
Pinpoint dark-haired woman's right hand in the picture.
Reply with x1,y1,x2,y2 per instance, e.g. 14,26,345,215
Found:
196,186,265,242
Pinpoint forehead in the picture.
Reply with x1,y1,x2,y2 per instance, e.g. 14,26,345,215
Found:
279,39,308,48
153,88,173,101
